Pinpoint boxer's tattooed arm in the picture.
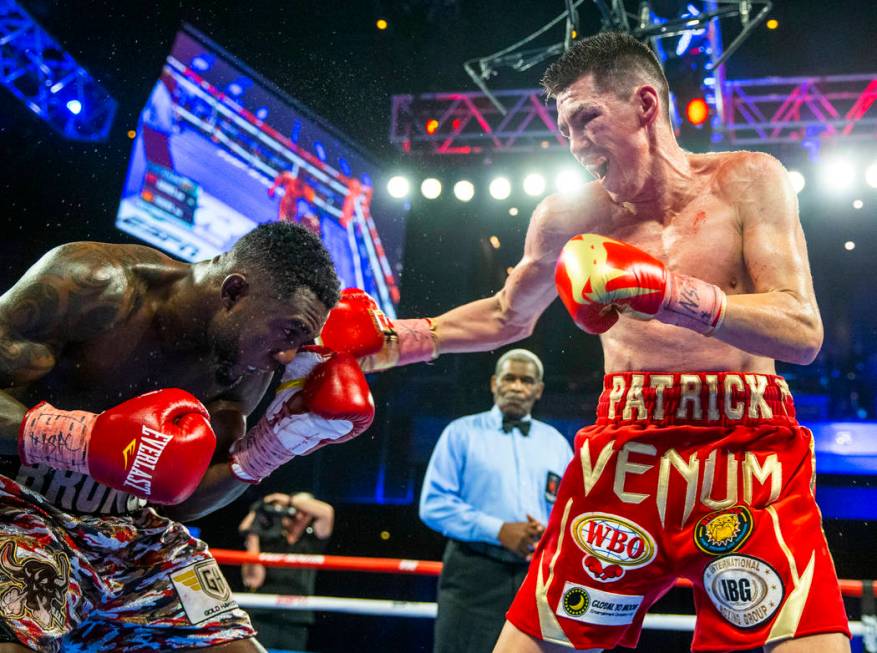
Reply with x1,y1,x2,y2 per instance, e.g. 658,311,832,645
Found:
0,243,138,349
0,243,141,452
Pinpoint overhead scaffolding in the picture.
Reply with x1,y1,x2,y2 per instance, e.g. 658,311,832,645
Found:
390,73,877,155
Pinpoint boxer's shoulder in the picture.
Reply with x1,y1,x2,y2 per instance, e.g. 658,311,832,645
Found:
5,242,181,342
532,183,612,237
708,150,787,197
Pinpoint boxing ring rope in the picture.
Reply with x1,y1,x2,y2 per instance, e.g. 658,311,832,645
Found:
212,549,872,637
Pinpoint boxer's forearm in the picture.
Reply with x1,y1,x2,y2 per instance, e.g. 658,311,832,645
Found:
0,390,26,456
162,403,249,522
433,295,538,354
712,291,823,364
162,460,250,522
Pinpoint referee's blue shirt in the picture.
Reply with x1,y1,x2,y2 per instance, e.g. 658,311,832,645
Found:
419,405,574,545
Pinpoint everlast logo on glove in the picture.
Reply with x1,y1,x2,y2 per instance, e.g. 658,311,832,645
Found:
121,426,174,497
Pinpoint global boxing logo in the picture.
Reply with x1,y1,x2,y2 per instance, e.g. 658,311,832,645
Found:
695,505,754,555
570,513,657,583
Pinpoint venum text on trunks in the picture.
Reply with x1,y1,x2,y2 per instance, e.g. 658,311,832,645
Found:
581,439,783,528
703,554,784,628
570,513,656,583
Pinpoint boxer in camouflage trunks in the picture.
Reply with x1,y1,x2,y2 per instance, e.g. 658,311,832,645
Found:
0,222,374,652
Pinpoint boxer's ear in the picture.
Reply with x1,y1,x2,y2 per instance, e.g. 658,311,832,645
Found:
221,273,249,309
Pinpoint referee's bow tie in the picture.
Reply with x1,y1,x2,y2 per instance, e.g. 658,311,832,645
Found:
501,417,531,436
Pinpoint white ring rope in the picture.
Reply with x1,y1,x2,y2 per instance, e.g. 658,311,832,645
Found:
232,594,866,636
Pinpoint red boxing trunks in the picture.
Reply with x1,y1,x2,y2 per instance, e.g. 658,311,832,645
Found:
0,475,255,652
506,372,850,651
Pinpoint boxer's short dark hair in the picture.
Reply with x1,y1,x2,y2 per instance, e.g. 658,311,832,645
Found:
541,31,670,115
232,222,340,309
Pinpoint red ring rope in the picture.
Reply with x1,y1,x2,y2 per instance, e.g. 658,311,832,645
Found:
211,549,874,597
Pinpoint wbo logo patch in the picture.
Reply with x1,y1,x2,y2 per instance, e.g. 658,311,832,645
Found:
555,581,643,626
703,554,784,629
570,512,656,583
695,505,753,555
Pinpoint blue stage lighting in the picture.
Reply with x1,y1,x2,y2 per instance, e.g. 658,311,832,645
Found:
0,1,116,141
255,106,269,120
191,54,213,72
314,141,327,162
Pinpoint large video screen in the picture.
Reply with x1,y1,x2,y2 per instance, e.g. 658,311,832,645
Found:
116,26,405,316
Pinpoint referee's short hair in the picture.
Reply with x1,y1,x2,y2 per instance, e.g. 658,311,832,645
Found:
495,349,544,382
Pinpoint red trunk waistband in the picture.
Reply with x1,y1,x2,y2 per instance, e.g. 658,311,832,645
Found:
596,372,797,427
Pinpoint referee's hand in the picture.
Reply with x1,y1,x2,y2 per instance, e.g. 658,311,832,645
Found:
499,518,544,560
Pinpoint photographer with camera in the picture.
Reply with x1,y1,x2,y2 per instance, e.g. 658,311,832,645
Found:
238,492,334,652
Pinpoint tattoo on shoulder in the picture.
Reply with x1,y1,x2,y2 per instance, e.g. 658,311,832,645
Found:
4,243,148,342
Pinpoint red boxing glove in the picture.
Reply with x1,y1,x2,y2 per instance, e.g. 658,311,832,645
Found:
555,234,727,335
230,346,375,482
318,288,437,372
319,288,391,358
19,389,216,505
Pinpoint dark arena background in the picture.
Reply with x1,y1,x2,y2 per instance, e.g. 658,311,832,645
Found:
1,1,875,652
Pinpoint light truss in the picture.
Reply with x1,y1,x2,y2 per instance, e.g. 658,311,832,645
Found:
464,1,771,116
390,73,877,155
722,74,877,147
0,0,117,141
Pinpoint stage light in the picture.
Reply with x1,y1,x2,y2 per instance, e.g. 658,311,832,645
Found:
452,118,461,130
191,55,212,72
425,119,439,135
844,241,856,251
228,83,243,97
853,200,864,210
821,158,855,191
66,99,82,115
255,107,269,120
788,170,806,194
489,177,512,200
489,236,501,249
454,180,475,202
379,530,391,540
686,98,709,126
865,162,877,188
555,168,584,194
376,18,388,30
509,207,519,216
766,19,779,30
523,173,546,197
421,178,442,199
387,176,410,199
127,130,136,139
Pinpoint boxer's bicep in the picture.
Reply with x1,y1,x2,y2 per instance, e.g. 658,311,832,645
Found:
739,154,821,317
433,198,563,352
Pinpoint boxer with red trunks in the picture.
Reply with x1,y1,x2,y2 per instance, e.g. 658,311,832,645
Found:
319,32,849,653
0,222,374,652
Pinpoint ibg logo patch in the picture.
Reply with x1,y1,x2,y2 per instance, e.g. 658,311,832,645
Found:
695,505,753,555
703,554,784,629
570,513,656,582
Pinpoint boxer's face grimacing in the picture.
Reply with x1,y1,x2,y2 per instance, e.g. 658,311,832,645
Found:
491,360,544,420
556,74,655,202
209,277,329,383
